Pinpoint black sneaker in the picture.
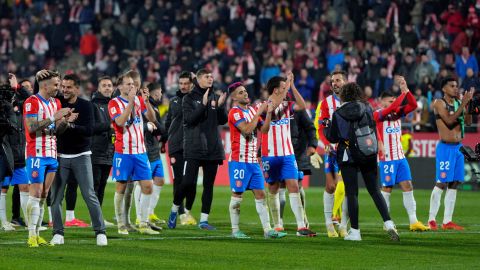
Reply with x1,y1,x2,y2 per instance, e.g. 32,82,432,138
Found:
11,218,26,227
296,227,317,237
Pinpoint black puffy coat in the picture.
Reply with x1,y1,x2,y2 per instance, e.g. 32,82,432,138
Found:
165,90,187,155
182,81,227,161
91,91,114,165
290,110,317,172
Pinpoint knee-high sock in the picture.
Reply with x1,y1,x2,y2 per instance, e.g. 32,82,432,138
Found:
133,183,141,221
403,191,418,224
381,191,391,213
36,198,45,235
333,181,345,218
255,199,271,233
299,186,308,225
339,197,349,228
139,193,151,226
229,197,242,233
278,188,286,222
114,192,125,226
289,193,306,229
429,186,443,221
323,191,334,225
148,185,162,216
20,192,29,224
443,189,457,224
267,193,281,228
0,193,7,224
123,182,134,225
26,196,40,237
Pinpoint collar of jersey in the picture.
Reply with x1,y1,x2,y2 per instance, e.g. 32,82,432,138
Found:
36,94,50,104
234,106,249,113
332,93,340,102
118,96,130,103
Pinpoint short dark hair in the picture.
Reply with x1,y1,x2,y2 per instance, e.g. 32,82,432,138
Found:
440,76,457,89
98,76,112,85
179,71,193,81
339,83,366,103
196,68,212,78
63,73,80,87
19,79,31,85
147,82,162,93
330,70,347,80
266,76,287,95
380,90,396,99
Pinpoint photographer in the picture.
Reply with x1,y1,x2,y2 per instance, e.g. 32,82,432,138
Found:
324,82,399,241
0,74,31,231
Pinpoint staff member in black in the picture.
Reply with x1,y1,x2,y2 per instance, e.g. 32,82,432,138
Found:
164,71,198,227
168,69,227,230
324,82,399,241
91,76,115,226
50,73,107,246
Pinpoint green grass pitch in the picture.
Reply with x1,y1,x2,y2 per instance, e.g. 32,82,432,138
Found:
0,184,479,269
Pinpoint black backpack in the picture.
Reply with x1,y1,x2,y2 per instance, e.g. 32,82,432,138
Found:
348,111,378,163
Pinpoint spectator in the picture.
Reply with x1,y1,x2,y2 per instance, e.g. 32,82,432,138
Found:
260,57,281,87
32,33,49,67
401,24,419,50
461,68,480,91
339,14,355,43
80,26,99,67
440,4,464,41
397,53,417,90
415,53,436,86
456,47,479,80
327,40,344,73
374,67,393,98
295,68,315,101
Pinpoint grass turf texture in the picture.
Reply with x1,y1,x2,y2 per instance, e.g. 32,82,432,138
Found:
0,184,479,270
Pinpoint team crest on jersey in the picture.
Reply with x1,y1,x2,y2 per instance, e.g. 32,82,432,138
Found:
116,169,120,176
234,112,241,121
31,171,38,178
110,107,117,114
441,172,447,178
385,175,391,182
236,180,242,188
25,103,31,112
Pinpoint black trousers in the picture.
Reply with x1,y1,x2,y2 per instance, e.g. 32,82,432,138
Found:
173,158,218,214
92,164,111,206
11,185,20,220
170,152,191,214
339,161,391,230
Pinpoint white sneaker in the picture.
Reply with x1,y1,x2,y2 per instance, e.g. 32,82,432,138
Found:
50,234,64,245
344,228,362,241
96,234,108,246
384,220,400,241
2,222,16,231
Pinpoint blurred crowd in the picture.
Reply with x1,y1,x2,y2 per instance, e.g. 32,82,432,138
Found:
0,0,479,131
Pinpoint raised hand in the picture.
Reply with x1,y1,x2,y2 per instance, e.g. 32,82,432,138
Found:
202,88,210,106
395,76,408,93
128,86,136,102
8,73,17,89
218,92,227,107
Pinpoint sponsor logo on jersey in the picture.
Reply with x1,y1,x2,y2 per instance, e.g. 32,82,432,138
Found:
385,126,401,134
271,118,289,126
25,103,31,112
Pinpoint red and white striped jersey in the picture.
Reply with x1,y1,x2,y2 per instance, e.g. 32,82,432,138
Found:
108,96,147,154
260,101,294,157
23,94,62,158
228,106,262,163
374,113,405,161
314,94,341,147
